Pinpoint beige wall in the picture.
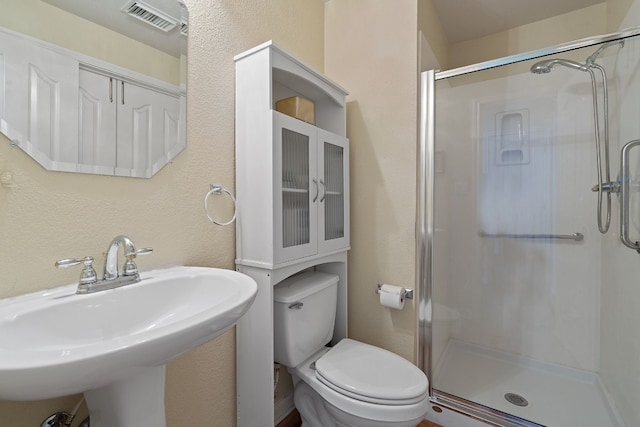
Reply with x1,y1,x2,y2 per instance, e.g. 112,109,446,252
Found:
417,0,449,69
448,3,607,69
0,0,324,425
607,0,635,29
325,0,419,363
418,2,626,71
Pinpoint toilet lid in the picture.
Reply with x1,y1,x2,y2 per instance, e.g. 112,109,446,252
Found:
314,339,428,404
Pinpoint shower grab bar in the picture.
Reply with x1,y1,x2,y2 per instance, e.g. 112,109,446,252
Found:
619,139,640,253
479,231,584,241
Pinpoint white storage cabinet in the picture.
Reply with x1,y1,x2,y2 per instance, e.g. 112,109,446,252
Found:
235,41,350,269
235,41,350,426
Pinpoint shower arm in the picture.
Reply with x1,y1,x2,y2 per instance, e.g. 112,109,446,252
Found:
586,40,625,66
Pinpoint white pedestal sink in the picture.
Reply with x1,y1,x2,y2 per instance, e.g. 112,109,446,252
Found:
0,266,257,427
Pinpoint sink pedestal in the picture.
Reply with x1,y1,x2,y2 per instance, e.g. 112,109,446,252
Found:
84,365,167,427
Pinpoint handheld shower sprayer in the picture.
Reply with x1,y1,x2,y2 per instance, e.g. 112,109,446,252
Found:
529,40,624,234
530,58,589,74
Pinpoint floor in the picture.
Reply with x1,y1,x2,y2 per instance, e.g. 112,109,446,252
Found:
433,339,620,427
276,409,442,427
276,409,301,427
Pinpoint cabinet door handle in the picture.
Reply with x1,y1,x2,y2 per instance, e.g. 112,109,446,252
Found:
121,81,125,105
109,78,113,103
319,179,326,202
312,178,319,202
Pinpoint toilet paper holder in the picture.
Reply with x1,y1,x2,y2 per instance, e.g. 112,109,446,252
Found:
376,284,414,300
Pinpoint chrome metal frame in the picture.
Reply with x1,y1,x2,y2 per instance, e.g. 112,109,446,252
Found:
479,231,584,241
432,392,544,427
434,26,640,80
417,25,640,425
620,139,640,252
416,70,435,388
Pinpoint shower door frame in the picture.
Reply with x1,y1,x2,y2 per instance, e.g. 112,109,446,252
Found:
416,26,640,427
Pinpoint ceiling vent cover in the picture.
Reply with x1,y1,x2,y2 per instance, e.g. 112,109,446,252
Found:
121,0,178,32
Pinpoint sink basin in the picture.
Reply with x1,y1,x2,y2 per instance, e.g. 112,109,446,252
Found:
0,266,257,426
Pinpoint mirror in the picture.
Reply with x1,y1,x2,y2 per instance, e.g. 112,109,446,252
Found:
0,0,187,178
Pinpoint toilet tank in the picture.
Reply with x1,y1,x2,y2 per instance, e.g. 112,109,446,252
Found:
273,271,339,368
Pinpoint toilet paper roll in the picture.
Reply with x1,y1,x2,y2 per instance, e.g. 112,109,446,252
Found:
379,284,405,310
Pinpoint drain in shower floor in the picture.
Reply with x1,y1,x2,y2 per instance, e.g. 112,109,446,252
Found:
504,392,529,407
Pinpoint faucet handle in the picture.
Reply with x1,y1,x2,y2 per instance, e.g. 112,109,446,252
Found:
122,247,153,277
55,256,98,285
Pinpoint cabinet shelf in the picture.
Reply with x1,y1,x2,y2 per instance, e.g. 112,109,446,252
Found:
283,187,309,193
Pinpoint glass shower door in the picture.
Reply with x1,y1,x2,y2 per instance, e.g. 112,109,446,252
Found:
426,33,640,427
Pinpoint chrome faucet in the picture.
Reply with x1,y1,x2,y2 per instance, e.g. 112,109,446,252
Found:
55,235,152,294
103,235,138,281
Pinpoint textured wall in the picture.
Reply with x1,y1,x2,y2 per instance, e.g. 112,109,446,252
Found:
325,0,419,363
0,0,324,425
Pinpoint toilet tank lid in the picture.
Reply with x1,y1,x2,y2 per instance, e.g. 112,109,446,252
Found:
274,271,339,303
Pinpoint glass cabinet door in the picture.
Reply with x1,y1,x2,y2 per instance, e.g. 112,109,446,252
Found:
273,112,349,263
274,112,318,263
318,128,350,253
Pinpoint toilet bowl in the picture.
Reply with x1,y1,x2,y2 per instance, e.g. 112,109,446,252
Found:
273,272,429,427
292,340,429,427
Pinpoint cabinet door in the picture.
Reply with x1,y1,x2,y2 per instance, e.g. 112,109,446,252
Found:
317,129,350,253
149,88,181,175
274,112,318,263
0,31,79,169
116,81,180,177
78,69,117,174
116,80,153,176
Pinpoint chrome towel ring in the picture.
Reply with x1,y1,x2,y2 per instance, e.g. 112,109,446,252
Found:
204,184,237,226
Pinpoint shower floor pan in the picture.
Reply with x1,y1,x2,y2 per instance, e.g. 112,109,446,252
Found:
433,339,622,427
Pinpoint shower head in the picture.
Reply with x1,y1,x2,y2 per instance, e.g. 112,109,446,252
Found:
531,41,624,74
530,58,589,74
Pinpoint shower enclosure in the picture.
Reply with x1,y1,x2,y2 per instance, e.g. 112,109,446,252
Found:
418,28,640,427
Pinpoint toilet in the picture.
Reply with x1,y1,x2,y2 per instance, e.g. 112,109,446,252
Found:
274,271,429,427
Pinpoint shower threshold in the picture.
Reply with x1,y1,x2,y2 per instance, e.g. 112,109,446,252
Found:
433,339,622,427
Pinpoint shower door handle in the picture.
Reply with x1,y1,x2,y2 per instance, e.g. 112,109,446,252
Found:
619,139,640,253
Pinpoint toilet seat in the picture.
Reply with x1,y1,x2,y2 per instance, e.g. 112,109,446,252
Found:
292,340,429,425
314,339,428,405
